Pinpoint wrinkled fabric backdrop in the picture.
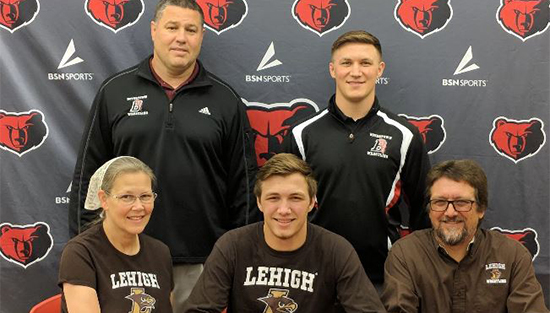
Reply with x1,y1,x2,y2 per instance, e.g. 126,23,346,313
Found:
1,0,548,311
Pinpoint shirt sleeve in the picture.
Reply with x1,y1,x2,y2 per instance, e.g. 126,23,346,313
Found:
182,238,234,312
68,87,114,237
400,128,431,231
58,242,97,289
335,239,387,313
225,97,259,227
281,128,302,158
506,244,550,313
381,242,419,313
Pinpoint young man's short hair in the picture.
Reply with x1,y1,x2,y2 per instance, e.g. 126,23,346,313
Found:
254,153,317,199
331,30,382,59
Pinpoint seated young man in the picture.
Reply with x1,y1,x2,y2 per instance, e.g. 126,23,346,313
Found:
182,153,385,312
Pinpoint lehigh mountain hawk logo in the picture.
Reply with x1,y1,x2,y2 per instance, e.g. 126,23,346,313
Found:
491,227,540,260
0,222,54,268
0,0,39,33
489,117,546,163
196,0,248,34
244,98,319,166
292,0,351,36
497,0,549,41
399,114,446,154
85,0,144,33
258,288,298,313
394,0,453,38
0,109,49,157
126,288,156,313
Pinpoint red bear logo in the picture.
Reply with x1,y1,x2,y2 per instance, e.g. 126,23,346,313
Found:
196,0,248,34
0,222,54,268
244,98,319,166
497,0,549,41
0,109,49,157
292,0,350,36
491,227,540,260
400,114,446,154
0,0,39,33
394,0,453,38
85,0,144,33
490,117,546,163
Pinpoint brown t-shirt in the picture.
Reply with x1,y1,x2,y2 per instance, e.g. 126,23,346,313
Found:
183,222,386,313
58,224,173,312
381,229,549,313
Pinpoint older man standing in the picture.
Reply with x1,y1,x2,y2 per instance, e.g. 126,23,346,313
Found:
382,159,549,313
68,0,257,310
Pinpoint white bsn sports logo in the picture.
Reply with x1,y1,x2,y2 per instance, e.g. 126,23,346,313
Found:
58,39,84,69
257,42,282,71
453,46,479,75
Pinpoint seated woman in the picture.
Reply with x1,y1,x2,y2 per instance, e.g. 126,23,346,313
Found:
58,156,173,313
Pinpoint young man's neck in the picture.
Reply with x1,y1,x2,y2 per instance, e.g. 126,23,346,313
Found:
334,93,375,121
151,57,196,89
263,224,308,252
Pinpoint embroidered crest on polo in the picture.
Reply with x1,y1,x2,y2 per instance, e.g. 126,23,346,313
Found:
367,133,392,159
485,262,507,284
199,107,211,115
126,95,149,116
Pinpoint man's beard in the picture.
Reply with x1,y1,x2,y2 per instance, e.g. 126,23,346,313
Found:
435,217,469,246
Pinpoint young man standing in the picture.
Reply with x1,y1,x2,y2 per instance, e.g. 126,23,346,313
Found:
285,30,430,286
183,153,385,313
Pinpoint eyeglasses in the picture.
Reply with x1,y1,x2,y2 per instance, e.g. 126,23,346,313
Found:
428,199,476,212
105,192,157,205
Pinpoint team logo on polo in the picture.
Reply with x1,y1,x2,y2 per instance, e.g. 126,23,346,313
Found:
0,109,49,157
292,0,351,36
489,117,546,163
394,0,453,38
484,263,507,284
497,0,549,41
126,288,156,313
85,0,144,33
399,114,446,154
368,133,392,159
258,288,298,313
244,98,319,166
196,0,248,34
491,227,540,260
126,95,149,116
0,0,39,33
0,222,54,268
